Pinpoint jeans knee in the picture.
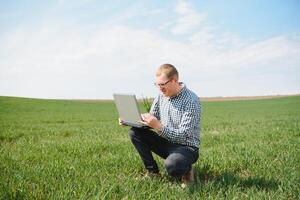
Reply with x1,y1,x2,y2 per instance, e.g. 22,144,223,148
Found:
129,128,136,140
165,154,189,177
128,127,142,141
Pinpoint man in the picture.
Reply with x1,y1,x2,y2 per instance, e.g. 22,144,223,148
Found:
121,63,201,183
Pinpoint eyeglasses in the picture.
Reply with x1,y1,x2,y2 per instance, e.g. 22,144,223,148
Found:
154,79,172,87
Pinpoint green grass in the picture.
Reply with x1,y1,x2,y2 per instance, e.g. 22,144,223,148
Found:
0,96,299,199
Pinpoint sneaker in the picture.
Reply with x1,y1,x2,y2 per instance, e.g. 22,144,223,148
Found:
181,167,194,184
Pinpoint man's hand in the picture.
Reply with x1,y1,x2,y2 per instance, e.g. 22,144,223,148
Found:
119,118,125,126
141,113,161,131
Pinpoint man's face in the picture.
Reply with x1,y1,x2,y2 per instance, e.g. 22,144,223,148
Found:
155,74,176,97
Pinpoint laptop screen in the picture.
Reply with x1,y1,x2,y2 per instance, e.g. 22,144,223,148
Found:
113,94,145,128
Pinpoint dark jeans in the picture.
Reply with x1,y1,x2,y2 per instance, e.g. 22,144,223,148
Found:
129,127,199,177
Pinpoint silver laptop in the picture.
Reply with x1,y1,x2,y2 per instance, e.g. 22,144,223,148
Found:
113,94,150,129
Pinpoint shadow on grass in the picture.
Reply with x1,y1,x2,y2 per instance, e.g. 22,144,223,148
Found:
189,164,279,193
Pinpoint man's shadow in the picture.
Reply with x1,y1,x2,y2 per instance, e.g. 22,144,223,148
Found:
189,164,279,193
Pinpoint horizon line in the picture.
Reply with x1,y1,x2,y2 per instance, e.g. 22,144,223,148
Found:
1,93,299,102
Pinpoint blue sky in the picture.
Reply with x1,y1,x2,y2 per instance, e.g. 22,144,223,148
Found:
0,0,299,99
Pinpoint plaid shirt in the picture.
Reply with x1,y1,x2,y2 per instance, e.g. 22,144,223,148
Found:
150,85,201,148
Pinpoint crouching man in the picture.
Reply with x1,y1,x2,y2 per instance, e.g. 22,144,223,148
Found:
121,63,201,184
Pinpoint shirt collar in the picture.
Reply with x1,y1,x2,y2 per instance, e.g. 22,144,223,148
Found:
168,82,186,100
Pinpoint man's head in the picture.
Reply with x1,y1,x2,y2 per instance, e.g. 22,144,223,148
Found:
155,64,181,97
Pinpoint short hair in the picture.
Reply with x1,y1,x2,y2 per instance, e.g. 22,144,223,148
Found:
156,63,179,79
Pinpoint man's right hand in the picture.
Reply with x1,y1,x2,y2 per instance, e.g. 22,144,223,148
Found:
140,113,161,131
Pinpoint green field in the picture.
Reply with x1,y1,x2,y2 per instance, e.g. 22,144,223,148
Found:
0,96,299,199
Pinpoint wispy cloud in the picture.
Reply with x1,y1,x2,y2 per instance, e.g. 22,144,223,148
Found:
171,0,207,34
0,0,299,98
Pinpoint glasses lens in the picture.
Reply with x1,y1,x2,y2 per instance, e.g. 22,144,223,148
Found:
155,79,171,87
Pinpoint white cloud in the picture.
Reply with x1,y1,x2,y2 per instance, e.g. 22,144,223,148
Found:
190,28,214,46
170,0,207,35
0,1,299,99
